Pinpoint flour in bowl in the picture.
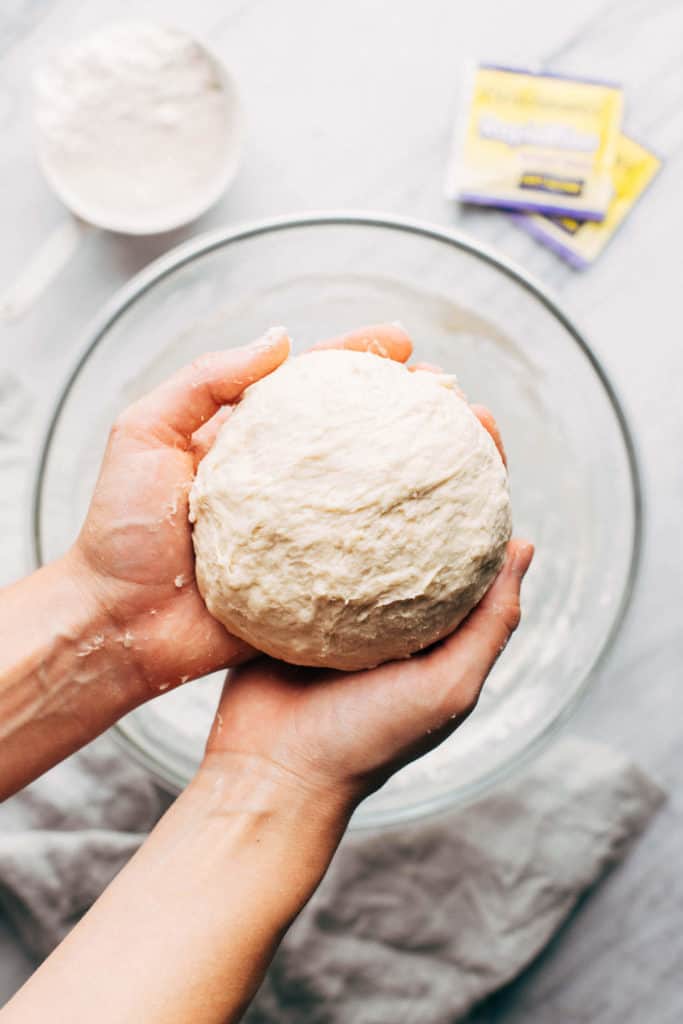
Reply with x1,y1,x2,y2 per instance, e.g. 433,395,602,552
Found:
33,23,242,233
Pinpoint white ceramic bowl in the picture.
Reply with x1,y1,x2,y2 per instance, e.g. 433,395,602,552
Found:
33,23,244,235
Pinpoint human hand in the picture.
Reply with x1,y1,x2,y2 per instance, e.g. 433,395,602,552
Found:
68,324,414,696
204,539,533,814
0,330,522,1020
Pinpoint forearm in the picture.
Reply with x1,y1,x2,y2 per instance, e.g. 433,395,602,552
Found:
3,755,351,1024
0,551,145,798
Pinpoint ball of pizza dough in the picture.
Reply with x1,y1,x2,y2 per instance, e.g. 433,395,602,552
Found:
190,348,511,671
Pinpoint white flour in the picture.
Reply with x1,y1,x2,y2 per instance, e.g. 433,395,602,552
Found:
33,23,241,233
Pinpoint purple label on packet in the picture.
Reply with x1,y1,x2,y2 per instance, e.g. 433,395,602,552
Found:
459,193,606,222
511,213,590,269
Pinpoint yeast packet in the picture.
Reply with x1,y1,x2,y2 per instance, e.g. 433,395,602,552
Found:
446,63,623,220
513,134,660,268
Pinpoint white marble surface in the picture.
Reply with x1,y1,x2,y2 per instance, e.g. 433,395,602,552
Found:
1,0,683,1020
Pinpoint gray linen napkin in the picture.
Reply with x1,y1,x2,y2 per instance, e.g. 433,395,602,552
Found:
246,738,664,1023
0,370,666,1016
0,734,664,1019
0,738,164,957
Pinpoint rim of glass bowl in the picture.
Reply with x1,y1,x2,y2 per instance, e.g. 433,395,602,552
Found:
26,211,643,828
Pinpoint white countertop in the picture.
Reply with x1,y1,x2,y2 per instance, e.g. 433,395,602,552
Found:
2,1,683,1020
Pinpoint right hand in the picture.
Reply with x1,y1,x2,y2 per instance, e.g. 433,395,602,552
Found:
204,540,533,813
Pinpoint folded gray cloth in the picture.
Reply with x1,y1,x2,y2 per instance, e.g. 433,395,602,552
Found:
0,734,664,1020
247,738,663,1023
0,370,665,1017
0,738,164,957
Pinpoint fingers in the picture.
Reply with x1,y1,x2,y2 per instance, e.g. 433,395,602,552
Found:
191,406,233,466
310,323,413,363
424,539,534,721
471,404,507,467
119,328,291,445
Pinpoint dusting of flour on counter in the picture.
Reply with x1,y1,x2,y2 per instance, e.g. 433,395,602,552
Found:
33,23,242,233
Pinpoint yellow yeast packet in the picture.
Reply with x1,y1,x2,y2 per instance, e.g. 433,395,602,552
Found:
446,63,623,220
513,135,661,268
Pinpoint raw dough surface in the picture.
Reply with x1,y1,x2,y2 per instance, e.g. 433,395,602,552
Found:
190,349,512,670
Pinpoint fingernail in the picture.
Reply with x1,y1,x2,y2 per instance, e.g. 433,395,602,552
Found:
248,326,290,352
366,338,389,357
511,541,534,578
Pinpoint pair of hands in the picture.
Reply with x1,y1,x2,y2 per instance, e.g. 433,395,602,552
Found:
72,324,532,811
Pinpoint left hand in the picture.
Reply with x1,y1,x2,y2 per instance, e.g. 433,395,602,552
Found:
69,324,414,695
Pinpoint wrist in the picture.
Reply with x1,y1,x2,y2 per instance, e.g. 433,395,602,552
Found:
197,749,355,825
55,546,148,712
0,552,147,798
188,750,353,924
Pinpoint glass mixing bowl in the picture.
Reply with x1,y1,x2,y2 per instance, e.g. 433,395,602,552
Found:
29,213,640,829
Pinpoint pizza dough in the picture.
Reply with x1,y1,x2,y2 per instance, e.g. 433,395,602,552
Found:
190,348,512,671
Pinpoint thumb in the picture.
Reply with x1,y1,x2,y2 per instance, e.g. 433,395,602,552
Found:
119,327,291,445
